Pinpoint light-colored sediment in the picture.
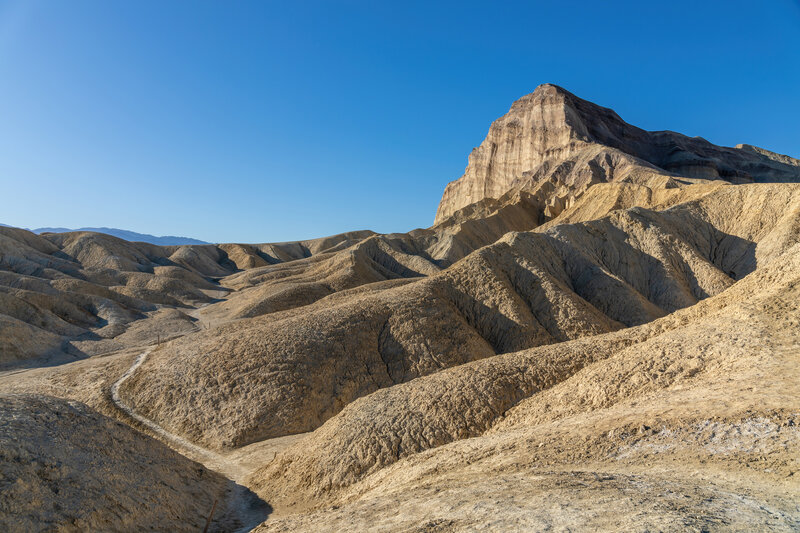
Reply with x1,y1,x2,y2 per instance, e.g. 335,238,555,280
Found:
1,84,800,531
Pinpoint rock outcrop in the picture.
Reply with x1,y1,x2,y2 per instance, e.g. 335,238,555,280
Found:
435,84,800,223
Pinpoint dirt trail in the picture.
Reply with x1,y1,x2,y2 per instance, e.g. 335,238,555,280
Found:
110,289,299,532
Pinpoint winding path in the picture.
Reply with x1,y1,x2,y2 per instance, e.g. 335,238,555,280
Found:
110,291,272,532
111,348,235,471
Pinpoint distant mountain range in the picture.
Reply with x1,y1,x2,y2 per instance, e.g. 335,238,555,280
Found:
0,223,208,245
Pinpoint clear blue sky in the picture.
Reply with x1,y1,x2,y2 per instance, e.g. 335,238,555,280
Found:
1,1,799,243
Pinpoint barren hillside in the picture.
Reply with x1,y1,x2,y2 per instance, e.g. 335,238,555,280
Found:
114,183,799,451
0,393,232,532
1,85,799,531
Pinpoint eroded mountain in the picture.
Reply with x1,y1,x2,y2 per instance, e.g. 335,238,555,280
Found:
2,85,799,532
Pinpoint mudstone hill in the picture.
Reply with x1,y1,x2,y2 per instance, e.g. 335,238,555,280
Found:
1,85,799,532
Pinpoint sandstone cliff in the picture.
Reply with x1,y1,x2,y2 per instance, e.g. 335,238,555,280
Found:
434,84,800,223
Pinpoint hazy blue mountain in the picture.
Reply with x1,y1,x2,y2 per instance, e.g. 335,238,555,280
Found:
24,225,209,245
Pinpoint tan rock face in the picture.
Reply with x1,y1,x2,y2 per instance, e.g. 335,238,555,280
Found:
436,84,589,223
435,84,800,223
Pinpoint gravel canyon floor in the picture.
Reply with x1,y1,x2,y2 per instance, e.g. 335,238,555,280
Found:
1,85,799,531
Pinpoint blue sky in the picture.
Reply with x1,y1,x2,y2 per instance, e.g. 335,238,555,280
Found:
1,1,799,243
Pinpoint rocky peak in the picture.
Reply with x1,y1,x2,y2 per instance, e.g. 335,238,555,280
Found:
434,85,800,225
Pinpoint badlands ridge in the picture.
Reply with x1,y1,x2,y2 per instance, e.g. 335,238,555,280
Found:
1,85,799,531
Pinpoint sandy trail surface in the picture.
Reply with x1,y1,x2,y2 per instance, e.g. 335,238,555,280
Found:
110,290,305,531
